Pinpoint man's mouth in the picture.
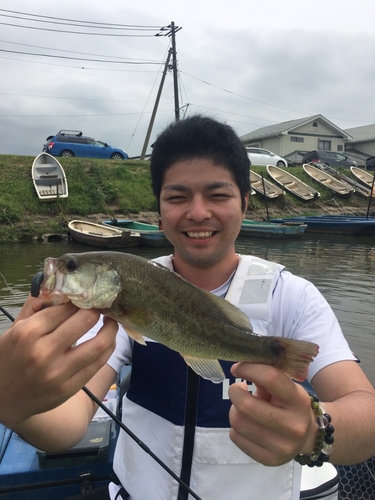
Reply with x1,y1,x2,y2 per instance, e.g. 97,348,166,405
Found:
186,231,214,239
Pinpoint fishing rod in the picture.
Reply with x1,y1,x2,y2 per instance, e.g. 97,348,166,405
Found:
0,303,203,500
0,305,15,322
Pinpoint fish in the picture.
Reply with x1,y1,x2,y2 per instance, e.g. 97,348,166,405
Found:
35,251,319,383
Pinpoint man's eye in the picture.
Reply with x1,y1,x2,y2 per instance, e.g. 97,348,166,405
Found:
167,195,185,201
211,193,229,199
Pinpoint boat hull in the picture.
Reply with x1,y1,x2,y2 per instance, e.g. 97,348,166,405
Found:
270,216,375,236
302,164,354,198
249,170,284,199
313,162,370,197
102,219,171,247
239,220,306,239
266,165,320,201
68,220,140,248
350,166,375,189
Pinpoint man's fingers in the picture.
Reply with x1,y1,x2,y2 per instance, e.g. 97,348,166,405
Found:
13,296,45,323
67,316,118,373
231,362,298,407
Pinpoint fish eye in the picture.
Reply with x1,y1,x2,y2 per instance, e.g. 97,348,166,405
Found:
66,260,77,272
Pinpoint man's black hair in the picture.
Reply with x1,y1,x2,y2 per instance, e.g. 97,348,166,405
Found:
150,115,251,212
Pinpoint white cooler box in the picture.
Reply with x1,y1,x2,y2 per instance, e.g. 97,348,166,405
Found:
300,462,339,500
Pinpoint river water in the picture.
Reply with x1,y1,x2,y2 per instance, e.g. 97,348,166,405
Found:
1,234,375,385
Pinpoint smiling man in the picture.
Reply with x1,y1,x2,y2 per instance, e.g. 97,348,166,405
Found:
1,115,375,500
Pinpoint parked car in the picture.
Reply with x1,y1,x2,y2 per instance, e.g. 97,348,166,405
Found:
302,150,356,168
365,156,375,171
43,130,129,160
246,148,288,167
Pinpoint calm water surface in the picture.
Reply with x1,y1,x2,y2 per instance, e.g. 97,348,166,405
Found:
1,234,375,384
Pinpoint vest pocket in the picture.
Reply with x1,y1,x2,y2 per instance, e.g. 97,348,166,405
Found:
194,427,257,464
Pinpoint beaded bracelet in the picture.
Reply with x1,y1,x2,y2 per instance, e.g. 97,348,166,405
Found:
294,393,334,467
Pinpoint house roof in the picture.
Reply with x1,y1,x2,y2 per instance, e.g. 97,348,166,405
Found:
240,114,352,142
344,124,375,143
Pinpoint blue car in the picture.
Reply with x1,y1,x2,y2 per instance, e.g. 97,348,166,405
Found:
43,130,129,160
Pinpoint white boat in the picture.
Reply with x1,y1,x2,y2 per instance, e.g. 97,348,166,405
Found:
250,170,284,199
313,162,370,197
267,165,320,201
350,166,375,189
302,164,354,198
31,152,68,201
68,220,140,248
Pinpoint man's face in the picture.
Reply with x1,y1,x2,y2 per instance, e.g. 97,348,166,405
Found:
159,158,247,269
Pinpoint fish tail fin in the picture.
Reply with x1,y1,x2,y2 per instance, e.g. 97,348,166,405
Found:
273,338,319,382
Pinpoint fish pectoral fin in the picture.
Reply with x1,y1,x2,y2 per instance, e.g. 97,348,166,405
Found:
125,326,147,346
181,355,225,384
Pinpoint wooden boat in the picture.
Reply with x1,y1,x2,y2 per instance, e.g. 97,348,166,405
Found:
68,220,140,248
270,215,375,235
31,152,68,201
266,165,320,201
350,166,375,189
239,220,306,239
249,170,284,199
311,162,370,197
302,164,354,198
102,219,171,247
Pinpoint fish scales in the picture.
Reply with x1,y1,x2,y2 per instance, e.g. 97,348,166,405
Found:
38,251,319,383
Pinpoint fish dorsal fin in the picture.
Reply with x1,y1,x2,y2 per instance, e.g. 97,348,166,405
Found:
181,354,225,383
204,291,253,331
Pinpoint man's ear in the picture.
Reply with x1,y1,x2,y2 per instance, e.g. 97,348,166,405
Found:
243,193,250,214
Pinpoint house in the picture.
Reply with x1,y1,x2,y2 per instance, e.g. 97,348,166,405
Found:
343,124,375,166
239,114,353,165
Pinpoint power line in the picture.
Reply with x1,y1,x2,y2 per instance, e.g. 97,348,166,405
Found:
0,13,161,31
180,71,307,115
0,92,146,104
0,54,160,72
0,9,164,29
0,110,172,118
0,48,162,64
181,71,375,124
0,21,160,36
0,39,158,62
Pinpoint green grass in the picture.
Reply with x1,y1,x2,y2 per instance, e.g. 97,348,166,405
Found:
0,156,370,242
0,156,157,224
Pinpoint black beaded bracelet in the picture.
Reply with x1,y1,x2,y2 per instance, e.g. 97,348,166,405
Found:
294,393,334,467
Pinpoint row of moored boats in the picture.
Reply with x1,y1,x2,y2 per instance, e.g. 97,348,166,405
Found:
31,153,375,242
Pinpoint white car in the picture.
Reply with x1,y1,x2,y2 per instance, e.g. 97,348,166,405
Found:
246,148,288,167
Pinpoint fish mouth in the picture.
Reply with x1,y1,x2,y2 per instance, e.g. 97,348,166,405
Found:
186,231,216,239
38,258,67,302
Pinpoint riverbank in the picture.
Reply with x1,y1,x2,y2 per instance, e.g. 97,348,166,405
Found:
0,154,373,243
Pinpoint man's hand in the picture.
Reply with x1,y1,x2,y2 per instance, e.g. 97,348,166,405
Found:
0,296,118,429
228,362,317,466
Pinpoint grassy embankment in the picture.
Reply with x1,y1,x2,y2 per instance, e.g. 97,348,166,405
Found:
0,154,371,243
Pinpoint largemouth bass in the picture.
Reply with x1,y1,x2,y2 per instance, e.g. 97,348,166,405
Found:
36,251,319,383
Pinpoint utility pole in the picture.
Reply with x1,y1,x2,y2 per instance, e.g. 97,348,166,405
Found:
140,48,172,160
170,21,180,122
140,22,181,159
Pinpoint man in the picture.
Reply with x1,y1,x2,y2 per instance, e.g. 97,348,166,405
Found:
1,115,375,500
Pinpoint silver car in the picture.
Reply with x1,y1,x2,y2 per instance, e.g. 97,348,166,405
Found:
246,148,288,167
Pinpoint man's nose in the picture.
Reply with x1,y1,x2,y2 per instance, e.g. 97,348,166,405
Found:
186,197,211,221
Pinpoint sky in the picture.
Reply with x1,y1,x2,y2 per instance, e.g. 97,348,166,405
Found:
1,0,375,158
